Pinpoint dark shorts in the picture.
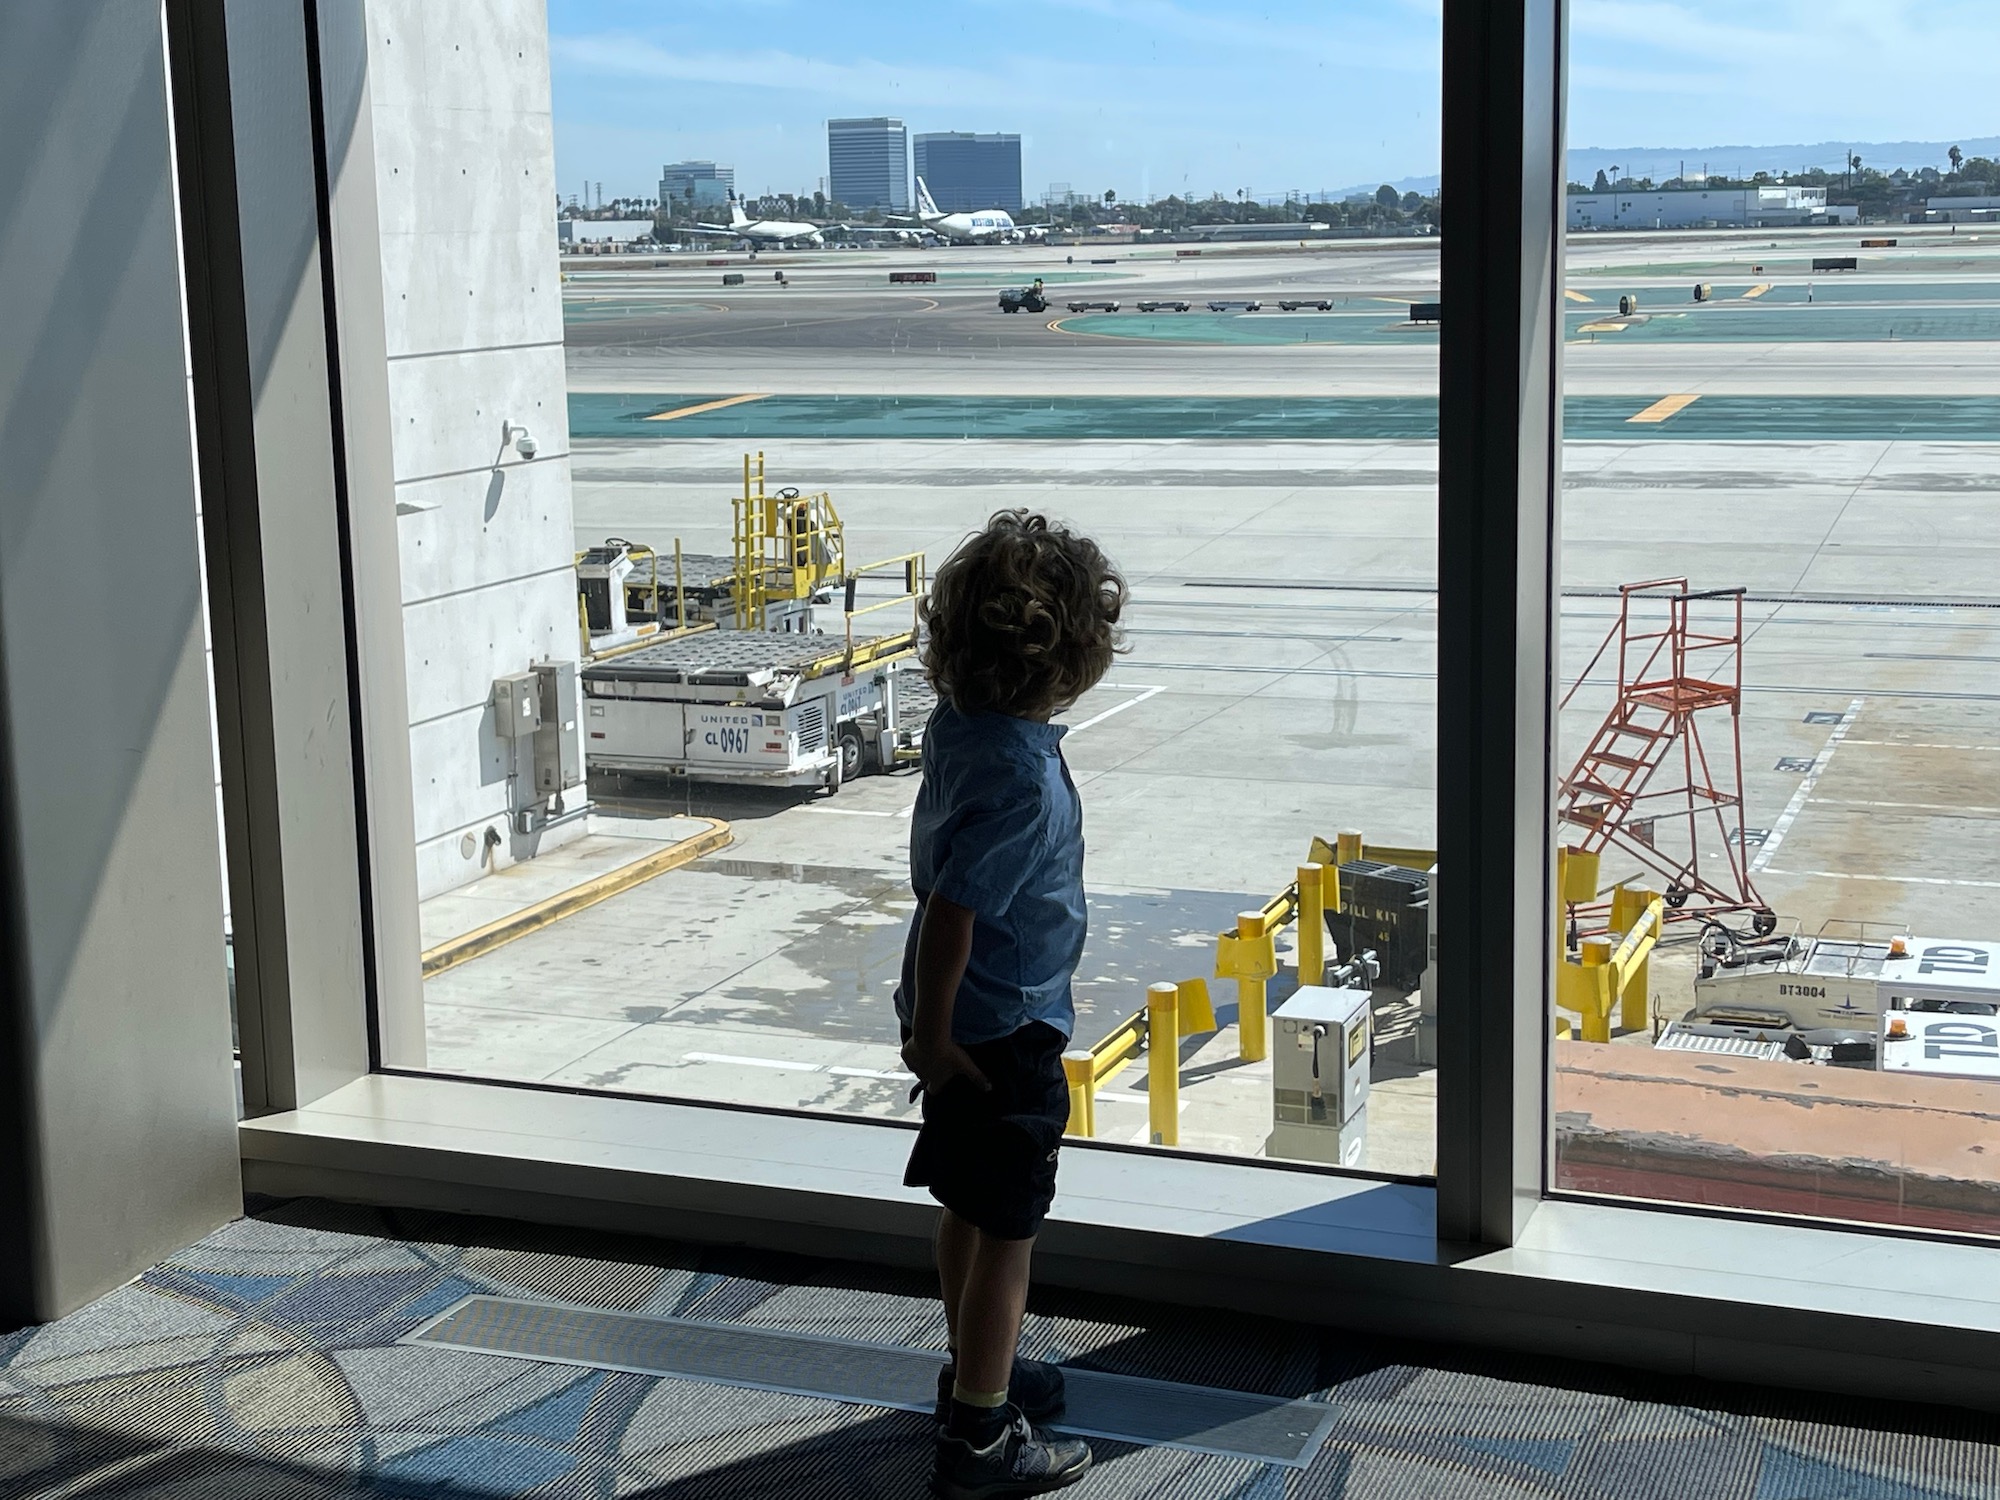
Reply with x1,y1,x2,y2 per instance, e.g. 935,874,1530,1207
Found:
903,1021,1070,1241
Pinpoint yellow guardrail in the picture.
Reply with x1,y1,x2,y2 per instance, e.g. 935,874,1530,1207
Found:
1065,977,1213,1142
1555,845,1663,1041
1070,857,1340,1144
1067,838,1435,1146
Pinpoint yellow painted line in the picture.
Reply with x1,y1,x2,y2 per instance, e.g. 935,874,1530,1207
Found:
420,818,733,977
645,393,770,422
1741,283,1772,299
1577,321,1627,333
1565,289,1593,303
1628,393,1701,425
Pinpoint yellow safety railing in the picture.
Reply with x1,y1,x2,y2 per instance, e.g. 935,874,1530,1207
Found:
1071,858,1344,1145
1555,845,1663,1041
1213,861,1335,1062
843,551,927,652
1065,977,1214,1143
733,451,846,630
576,537,720,661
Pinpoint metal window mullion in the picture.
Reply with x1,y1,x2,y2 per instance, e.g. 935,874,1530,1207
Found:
1435,0,1567,1247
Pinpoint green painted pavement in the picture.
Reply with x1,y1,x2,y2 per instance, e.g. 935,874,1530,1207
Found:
570,392,2000,442
1568,303,2000,342
1062,310,1437,345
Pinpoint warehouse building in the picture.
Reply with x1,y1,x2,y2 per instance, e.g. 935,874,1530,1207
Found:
1568,183,1855,229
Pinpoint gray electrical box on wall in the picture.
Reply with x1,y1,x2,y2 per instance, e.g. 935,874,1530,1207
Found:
493,672,542,738
532,660,583,796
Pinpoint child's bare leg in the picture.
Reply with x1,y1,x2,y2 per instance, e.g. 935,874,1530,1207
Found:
953,1230,1035,1398
936,1208,978,1349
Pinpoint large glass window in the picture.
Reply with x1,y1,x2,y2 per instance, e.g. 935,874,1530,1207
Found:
374,0,1442,1177
1552,5,2000,1234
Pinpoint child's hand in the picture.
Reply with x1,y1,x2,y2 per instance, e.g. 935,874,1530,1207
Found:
902,1032,992,1096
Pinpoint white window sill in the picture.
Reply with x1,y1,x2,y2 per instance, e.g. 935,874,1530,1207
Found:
241,1073,2000,1410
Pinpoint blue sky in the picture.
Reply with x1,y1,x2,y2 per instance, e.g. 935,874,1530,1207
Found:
547,0,1999,202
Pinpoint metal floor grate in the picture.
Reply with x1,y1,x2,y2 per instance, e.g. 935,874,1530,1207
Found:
406,1295,1336,1468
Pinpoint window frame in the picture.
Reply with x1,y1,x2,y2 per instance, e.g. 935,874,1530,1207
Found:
174,0,2000,1412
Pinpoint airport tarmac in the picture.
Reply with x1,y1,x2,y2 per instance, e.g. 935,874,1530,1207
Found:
424,231,2000,1175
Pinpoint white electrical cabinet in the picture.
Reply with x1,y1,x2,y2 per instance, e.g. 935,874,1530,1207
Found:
1268,984,1372,1168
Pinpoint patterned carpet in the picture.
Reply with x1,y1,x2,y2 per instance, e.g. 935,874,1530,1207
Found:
1,1198,1997,1498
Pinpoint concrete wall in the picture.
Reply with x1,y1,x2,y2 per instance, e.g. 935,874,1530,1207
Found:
363,0,585,899
0,2,241,1320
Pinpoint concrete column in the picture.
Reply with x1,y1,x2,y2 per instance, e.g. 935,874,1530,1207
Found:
0,3,241,1322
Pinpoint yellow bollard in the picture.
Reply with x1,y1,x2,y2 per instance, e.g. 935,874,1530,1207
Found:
1579,935,1613,1043
1335,830,1364,871
1608,884,1658,1033
1297,864,1326,989
1062,1049,1095,1138
1560,846,1601,907
1146,982,1179,1146
1236,911,1271,1063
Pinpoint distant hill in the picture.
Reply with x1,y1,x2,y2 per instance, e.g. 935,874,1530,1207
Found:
1322,136,2000,203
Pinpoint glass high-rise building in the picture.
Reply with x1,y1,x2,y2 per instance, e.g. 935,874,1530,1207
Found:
826,118,908,212
912,132,1023,212
659,160,734,210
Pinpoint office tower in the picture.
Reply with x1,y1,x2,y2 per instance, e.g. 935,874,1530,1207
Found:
913,132,1023,212
659,160,735,209
827,117,908,211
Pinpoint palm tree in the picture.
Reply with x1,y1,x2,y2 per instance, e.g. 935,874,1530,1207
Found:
1950,145,1964,176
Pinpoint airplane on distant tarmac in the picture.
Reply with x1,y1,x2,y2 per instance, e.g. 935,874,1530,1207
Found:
674,193,824,249
892,177,1042,244
839,222,941,247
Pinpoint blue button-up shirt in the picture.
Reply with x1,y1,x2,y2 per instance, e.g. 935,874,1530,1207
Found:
895,700,1086,1045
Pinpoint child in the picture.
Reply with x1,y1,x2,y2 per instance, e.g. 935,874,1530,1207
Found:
897,510,1124,1499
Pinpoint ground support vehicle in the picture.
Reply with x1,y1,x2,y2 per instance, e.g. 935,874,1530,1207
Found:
1278,299,1334,311
998,281,1048,313
1066,299,1120,312
1664,924,2000,1064
1877,940,2000,1082
1206,299,1263,311
583,631,929,792
1136,299,1190,312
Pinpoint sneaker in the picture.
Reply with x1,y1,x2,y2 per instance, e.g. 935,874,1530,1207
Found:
934,1358,1067,1426
933,1406,1092,1500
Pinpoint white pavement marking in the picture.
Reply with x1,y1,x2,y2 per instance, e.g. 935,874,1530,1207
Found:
809,686,1168,821
1809,797,2000,816
1845,739,2000,753
1762,869,2000,891
683,1051,914,1082
1752,697,1863,874
1064,684,1167,736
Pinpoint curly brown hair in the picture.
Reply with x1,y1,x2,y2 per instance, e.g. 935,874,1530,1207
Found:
920,511,1126,719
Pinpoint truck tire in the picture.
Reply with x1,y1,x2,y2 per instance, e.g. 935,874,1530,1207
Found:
838,726,866,784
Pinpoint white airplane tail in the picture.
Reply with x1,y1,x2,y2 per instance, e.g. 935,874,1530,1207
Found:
914,176,941,219
728,194,750,229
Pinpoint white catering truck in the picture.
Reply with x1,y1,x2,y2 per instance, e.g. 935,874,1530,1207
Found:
581,630,932,791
